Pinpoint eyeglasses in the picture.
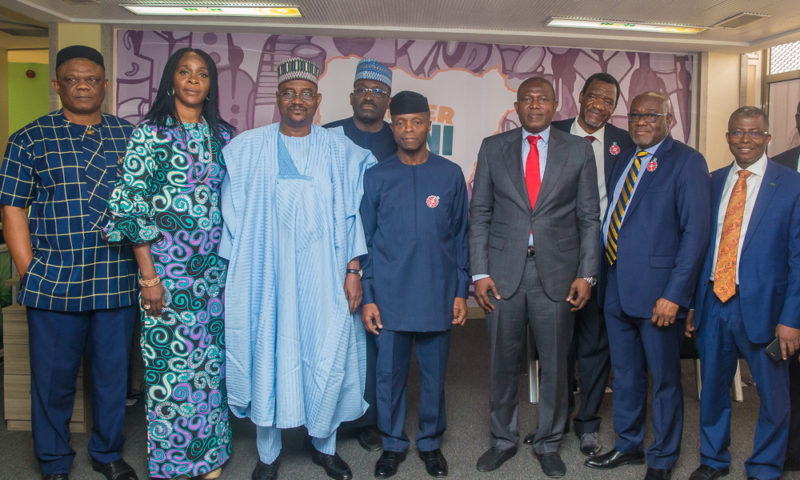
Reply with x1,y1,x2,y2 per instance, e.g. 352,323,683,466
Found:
728,130,770,140
278,90,317,102
627,112,668,123
354,87,389,98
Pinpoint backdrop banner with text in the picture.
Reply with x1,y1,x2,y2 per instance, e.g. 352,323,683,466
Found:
116,30,694,180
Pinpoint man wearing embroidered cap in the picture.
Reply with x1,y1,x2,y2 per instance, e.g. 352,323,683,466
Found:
360,90,469,478
325,58,397,163
220,57,376,480
0,45,139,480
324,57,398,453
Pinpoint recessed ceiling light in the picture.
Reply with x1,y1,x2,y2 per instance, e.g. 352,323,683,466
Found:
547,17,707,34
121,5,301,17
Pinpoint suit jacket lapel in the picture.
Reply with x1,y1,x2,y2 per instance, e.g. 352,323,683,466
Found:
534,129,565,214
603,130,619,186
742,162,780,251
621,136,673,221
501,129,530,209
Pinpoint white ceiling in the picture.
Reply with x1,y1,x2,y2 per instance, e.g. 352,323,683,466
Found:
2,0,800,53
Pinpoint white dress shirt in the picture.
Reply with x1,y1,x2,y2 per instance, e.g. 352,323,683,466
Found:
710,154,768,284
570,121,607,219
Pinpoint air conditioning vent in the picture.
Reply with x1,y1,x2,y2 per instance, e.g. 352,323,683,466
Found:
713,12,769,29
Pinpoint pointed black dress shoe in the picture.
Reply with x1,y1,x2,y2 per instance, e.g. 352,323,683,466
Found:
90,459,138,480
419,449,448,477
252,459,279,480
584,449,645,469
374,450,407,478
644,467,672,480
688,464,729,480
311,449,352,480
42,475,69,480
785,457,800,471
357,426,383,452
536,452,566,478
476,446,517,472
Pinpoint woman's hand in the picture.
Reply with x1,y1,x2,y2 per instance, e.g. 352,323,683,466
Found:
141,283,167,317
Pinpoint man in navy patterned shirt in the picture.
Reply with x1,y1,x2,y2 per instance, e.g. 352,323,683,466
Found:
0,45,139,480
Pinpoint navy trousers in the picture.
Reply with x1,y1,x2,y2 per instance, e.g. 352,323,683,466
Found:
697,293,789,480
27,306,136,475
604,268,684,470
375,329,450,453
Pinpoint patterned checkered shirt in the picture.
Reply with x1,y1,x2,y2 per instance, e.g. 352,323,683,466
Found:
0,110,138,312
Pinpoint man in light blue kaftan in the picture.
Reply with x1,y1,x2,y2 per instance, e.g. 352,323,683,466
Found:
219,57,377,480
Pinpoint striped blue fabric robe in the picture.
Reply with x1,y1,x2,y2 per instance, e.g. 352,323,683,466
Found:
220,123,375,438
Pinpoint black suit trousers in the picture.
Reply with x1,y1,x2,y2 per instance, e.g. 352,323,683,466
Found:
567,287,611,435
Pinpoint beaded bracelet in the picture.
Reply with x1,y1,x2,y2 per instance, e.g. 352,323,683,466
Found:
139,276,161,288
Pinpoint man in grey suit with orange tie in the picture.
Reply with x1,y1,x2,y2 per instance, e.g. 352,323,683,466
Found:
470,76,600,478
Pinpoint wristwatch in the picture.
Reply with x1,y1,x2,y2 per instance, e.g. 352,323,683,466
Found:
346,268,363,278
583,276,597,287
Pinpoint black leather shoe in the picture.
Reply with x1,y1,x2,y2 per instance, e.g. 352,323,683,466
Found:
252,459,279,480
476,446,517,472
644,467,672,480
584,449,645,469
42,475,69,480
419,449,448,477
688,465,729,480
374,450,407,478
785,457,800,471
523,432,535,445
358,426,383,452
90,459,138,480
579,432,602,457
536,452,566,478
311,449,352,480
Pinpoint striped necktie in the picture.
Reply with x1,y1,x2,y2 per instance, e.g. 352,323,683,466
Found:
605,150,649,266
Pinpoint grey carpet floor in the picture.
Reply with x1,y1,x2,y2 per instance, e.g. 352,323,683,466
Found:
1,319,798,480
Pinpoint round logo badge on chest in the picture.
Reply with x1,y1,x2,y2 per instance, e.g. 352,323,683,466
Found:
646,160,658,172
426,195,440,208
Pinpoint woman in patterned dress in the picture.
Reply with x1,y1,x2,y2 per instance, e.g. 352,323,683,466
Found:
104,48,235,480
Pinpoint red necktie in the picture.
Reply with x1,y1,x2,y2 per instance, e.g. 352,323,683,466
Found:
585,135,596,143
525,135,541,210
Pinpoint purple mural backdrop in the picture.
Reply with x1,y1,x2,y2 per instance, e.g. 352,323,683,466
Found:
115,30,694,177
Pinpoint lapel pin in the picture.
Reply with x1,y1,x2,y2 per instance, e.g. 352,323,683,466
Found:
426,195,440,208
646,158,658,172
609,142,621,156
770,182,776,186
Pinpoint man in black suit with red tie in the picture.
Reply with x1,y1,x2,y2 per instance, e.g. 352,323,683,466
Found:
524,73,633,457
771,100,800,472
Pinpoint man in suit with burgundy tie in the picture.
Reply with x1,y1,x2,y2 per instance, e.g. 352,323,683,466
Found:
537,72,634,457
771,100,800,473
685,106,800,480
585,91,711,480
470,76,600,478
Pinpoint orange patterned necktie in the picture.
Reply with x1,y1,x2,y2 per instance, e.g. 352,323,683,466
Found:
713,170,752,302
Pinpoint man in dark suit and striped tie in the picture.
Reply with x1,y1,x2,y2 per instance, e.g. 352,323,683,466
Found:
585,91,711,480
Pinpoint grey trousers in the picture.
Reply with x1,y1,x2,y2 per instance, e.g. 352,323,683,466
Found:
486,255,575,454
